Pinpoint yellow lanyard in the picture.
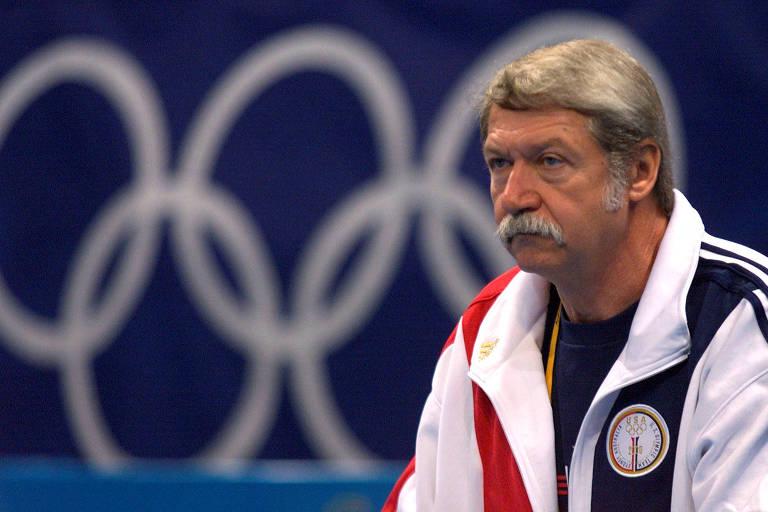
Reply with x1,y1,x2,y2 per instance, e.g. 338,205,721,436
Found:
545,305,561,399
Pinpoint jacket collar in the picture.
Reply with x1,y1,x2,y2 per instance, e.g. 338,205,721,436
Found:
602,189,702,391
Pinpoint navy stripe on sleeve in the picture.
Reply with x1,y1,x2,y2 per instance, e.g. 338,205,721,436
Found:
699,242,768,341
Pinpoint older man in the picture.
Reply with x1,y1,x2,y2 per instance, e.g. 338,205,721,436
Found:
384,40,768,511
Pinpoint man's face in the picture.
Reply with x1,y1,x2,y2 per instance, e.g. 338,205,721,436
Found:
483,105,626,279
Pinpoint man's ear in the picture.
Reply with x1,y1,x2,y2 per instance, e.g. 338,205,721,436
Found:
627,138,661,203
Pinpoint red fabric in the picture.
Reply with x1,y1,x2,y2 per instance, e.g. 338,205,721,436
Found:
473,384,533,512
383,267,531,511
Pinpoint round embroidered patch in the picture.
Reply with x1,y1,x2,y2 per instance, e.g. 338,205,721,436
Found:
606,404,669,477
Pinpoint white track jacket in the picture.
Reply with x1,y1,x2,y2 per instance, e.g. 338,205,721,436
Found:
384,191,768,511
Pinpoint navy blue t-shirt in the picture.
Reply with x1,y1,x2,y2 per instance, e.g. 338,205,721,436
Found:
545,298,638,510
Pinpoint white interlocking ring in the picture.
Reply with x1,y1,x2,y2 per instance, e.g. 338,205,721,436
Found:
0,13,685,465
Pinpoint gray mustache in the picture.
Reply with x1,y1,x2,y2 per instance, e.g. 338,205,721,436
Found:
496,213,565,246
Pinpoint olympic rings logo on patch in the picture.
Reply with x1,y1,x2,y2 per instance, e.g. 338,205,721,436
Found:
607,404,670,477
0,12,685,466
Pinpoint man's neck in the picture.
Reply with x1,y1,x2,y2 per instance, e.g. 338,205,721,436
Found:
554,204,668,324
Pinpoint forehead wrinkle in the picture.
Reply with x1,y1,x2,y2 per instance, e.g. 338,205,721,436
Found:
529,137,578,155
482,132,512,159
483,133,577,161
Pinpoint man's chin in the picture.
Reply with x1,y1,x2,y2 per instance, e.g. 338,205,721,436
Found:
506,240,563,274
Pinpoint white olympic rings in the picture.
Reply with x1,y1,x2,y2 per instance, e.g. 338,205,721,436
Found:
0,12,686,466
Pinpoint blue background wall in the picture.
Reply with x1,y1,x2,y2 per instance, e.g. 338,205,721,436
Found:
0,2,766,477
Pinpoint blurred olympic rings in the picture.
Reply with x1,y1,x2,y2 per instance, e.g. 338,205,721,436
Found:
0,13,684,465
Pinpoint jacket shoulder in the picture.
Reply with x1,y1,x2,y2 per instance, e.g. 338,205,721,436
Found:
468,266,521,309
458,266,520,362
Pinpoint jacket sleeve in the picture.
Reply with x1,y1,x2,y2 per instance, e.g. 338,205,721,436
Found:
381,324,458,512
676,299,768,511
381,322,483,511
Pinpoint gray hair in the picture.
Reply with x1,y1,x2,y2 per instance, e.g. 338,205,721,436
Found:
479,39,674,215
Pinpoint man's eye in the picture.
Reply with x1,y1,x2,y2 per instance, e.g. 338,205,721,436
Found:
488,158,510,170
541,155,563,167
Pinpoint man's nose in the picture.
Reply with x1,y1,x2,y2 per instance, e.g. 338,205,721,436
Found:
498,163,541,215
